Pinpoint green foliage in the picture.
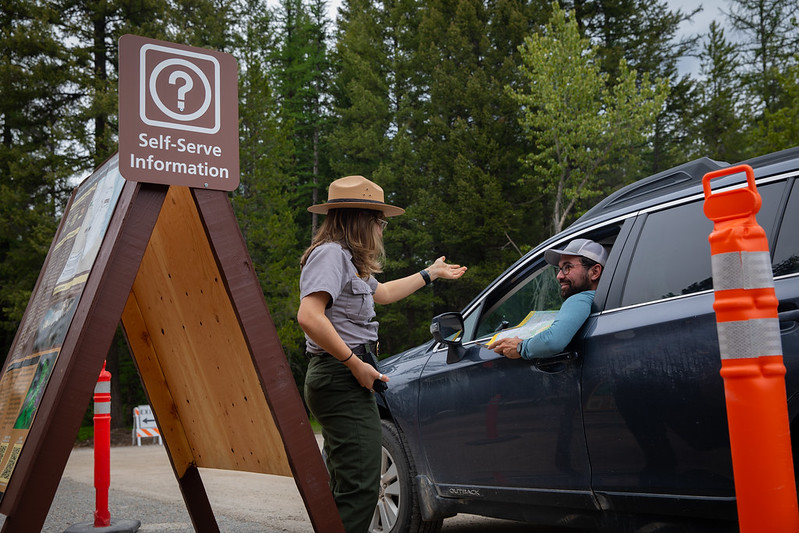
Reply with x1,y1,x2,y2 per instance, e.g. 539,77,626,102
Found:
326,0,549,354
76,426,94,442
413,0,548,298
107,327,148,428
328,0,391,178
688,21,750,162
571,0,697,174
55,0,176,170
726,0,799,117
5,0,799,404
272,0,335,244
171,0,237,50
231,0,306,385
754,62,799,153
0,0,74,355
509,3,668,233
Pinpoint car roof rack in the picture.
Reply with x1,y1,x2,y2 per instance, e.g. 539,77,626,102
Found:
577,145,799,225
738,144,799,171
579,157,727,222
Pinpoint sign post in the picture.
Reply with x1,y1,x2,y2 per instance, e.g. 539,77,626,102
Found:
118,34,240,191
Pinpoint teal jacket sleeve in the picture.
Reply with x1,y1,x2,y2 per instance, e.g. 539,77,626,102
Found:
519,290,595,359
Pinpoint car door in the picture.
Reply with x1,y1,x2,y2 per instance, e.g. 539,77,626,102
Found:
415,246,597,509
773,180,799,415
581,180,788,521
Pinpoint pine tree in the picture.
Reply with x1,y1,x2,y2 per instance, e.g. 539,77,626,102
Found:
723,0,799,153
273,0,334,242
413,0,536,283
327,0,552,354
231,0,306,384
53,0,235,172
328,0,391,177
726,0,799,119
572,0,699,172
0,1,74,364
170,0,237,50
693,21,749,162
754,63,799,152
54,0,174,170
509,2,668,233
1,0,239,418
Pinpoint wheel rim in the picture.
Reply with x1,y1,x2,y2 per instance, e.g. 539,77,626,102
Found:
370,444,402,533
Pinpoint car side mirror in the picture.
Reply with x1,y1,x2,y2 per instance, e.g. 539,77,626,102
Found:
431,312,466,364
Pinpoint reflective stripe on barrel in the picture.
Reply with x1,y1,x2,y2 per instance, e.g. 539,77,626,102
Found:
94,375,111,414
711,251,774,291
716,318,783,359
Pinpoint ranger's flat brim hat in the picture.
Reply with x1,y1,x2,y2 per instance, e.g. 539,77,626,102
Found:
308,175,405,216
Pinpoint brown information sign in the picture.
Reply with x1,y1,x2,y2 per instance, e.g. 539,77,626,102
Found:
0,159,342,531
118,35,240,191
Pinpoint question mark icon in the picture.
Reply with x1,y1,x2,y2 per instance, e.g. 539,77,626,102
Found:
168,70,193,112
147,55,215,127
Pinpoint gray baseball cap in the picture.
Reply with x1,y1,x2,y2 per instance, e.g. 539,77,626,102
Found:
545,238,608,267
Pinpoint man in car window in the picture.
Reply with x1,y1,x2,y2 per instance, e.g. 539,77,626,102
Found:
488,238,607,359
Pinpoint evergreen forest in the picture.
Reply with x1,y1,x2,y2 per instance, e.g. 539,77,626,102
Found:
3,0,799,426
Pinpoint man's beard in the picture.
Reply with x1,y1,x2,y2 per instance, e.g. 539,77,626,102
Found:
561,272,591,299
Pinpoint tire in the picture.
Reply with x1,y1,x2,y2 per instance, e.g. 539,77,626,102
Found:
369,420,443,533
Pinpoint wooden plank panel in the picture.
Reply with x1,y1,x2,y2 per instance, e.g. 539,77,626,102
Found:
121,291,194,477
192,189,344,533
127,186,290,475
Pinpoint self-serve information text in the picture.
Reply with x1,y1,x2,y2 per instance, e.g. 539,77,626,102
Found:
130,133,230,180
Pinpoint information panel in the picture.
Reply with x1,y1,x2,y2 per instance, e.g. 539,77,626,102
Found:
0,155,124,499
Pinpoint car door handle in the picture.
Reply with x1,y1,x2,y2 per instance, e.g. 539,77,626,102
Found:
532,351,579,373
779,309,799,323
779,309,799,332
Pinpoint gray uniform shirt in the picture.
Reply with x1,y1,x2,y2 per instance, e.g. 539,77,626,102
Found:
300,242,379,353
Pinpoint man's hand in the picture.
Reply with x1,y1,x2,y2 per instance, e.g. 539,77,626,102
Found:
487,337,523,359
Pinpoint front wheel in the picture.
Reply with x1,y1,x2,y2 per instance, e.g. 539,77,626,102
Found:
370,420,443,533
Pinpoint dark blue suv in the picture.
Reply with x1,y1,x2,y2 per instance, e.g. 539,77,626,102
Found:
370,147,799,532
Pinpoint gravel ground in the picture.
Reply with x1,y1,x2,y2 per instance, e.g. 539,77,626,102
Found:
0,436,534,533
0,443,310,533
44,477,274,532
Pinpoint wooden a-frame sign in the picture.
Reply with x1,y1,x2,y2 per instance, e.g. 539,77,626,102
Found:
0,154,344,532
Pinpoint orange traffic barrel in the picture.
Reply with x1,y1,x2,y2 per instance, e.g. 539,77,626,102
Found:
703,164,798,532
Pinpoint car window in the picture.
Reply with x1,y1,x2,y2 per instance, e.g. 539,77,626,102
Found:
473,262,562,341
773,181,799,277
620,182,784,307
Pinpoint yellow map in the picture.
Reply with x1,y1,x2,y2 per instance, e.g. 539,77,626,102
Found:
487,310,558,344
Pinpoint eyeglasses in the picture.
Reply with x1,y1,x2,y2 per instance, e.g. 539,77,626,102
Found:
555,262,583,275
375,218,389,230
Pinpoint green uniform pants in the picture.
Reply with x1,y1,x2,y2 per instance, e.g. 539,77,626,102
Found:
305,354,381,533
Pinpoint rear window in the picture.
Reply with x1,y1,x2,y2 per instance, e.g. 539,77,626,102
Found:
620,182,785,307
773,181,799,277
